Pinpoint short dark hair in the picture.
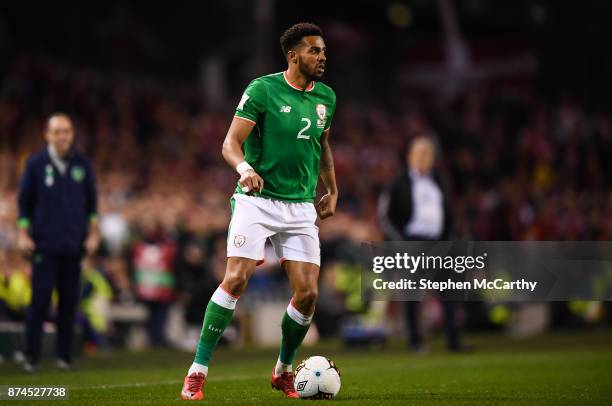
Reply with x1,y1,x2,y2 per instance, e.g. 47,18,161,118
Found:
280,22,323,56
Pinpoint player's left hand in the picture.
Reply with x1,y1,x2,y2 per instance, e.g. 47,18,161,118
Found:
316,192,337,220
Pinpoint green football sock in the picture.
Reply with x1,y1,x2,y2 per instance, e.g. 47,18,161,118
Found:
194,300,234,366
279,307,311,365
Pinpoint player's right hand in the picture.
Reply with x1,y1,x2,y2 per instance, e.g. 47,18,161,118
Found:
17,232,36,256
239,169,264,193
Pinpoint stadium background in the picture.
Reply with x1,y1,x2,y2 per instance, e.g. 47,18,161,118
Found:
1,0,611,360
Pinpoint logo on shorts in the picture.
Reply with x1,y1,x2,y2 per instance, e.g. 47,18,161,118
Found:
234,235,246,248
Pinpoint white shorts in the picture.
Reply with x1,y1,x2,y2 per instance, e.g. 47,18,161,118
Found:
227,194,320,266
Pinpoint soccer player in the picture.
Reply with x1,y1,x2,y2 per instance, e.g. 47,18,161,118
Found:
180,22,337,400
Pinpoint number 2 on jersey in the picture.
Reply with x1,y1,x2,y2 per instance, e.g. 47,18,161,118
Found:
297,118,311,140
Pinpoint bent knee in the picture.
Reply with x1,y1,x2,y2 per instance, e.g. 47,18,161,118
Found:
294,287,319,306
222,272,248,294
222,258,257,295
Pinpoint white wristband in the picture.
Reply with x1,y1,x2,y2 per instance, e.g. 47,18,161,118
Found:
236,161,253,176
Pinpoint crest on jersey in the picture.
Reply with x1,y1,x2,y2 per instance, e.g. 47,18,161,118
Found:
71,166,85,183
316,104,327,121
234,235,246,248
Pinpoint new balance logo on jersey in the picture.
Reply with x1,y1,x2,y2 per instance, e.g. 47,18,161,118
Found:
280,105,292,113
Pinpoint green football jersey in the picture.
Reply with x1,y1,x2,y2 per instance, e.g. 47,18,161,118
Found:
233,71,336,202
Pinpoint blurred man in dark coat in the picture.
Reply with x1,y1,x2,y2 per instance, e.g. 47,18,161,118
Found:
17,113,99,371
378,136,466,352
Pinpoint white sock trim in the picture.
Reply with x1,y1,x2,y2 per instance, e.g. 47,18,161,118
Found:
286,301,313,326
211,286,239,310
188,362,208,376
275,358,292,375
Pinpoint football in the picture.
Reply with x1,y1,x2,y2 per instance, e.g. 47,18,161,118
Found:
294,356,341,399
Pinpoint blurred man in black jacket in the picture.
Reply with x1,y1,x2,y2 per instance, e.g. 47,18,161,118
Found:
378,136,465,352
17,113,99,371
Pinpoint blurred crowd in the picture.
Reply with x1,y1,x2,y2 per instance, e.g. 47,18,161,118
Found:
1,57,611,349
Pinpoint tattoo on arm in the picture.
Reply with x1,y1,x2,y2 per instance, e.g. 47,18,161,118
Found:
320,133,334,172
319,131,338,195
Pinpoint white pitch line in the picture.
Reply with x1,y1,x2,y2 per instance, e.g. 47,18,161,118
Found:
72,374,263,390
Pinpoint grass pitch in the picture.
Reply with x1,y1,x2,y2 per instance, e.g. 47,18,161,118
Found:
0,332,611,405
